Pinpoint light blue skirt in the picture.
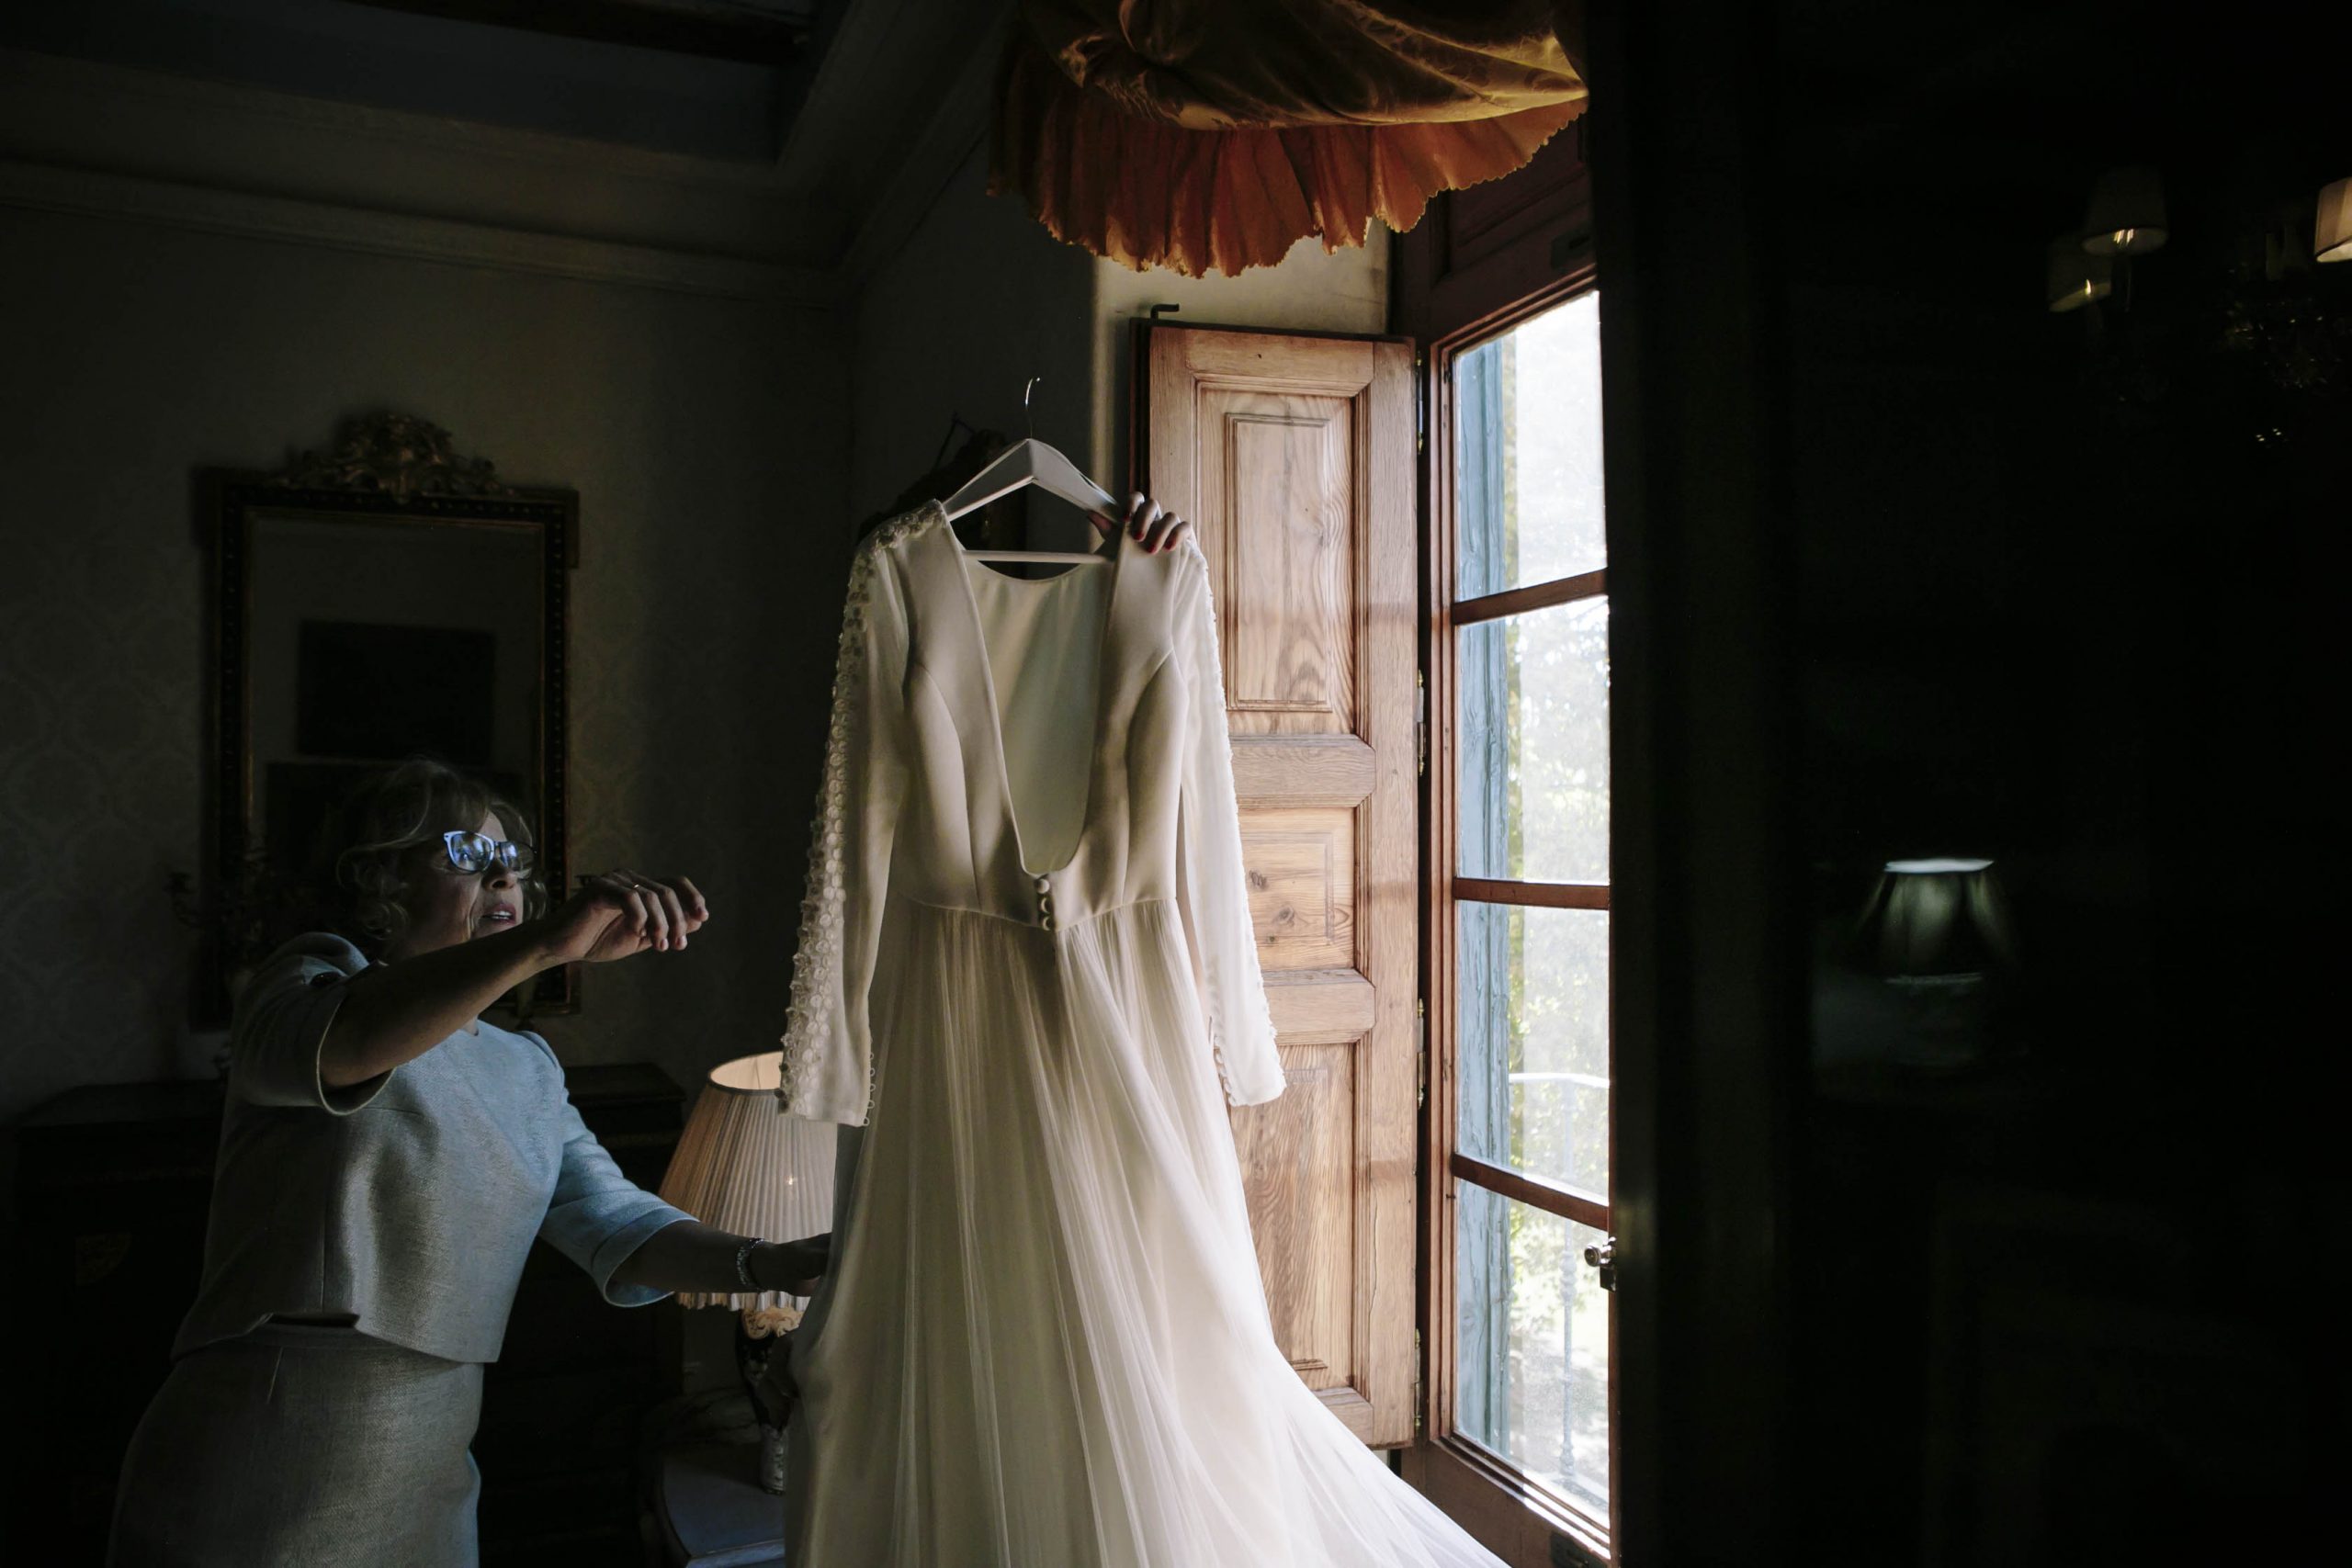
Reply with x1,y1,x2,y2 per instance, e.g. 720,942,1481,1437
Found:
108,1321,483,1567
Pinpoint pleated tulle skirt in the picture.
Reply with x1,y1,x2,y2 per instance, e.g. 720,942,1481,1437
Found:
785,897,1503,1568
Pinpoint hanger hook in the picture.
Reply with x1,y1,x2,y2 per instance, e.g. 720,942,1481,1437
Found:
1023,375,1041,438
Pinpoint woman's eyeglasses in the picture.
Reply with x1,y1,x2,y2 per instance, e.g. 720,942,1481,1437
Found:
441,829,535,875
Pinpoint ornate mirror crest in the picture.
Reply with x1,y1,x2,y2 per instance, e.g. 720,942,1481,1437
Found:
265,412,521,500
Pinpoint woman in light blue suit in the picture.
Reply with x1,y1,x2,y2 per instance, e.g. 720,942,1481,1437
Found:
109,759,825,1566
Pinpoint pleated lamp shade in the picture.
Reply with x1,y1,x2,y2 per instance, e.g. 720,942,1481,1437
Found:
658,1051,836,1315
2317,178,2352,264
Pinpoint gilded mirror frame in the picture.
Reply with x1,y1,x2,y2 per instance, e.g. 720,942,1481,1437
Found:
198,413,578,1022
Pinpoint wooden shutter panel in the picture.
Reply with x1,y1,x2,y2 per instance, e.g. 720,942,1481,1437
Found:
1135,321,1419,1447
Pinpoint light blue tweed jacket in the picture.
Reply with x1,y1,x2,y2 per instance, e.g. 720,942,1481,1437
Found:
172,931,695,1364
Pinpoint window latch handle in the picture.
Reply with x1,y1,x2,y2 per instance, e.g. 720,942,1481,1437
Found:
1582,1235,1618,1292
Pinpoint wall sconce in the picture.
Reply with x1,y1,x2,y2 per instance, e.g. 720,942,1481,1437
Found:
2047,239,2114,312
2081,165,2168,255
2316,177,2352,264
2051,164,2351,425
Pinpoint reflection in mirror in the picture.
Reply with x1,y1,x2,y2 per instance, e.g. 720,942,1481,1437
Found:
247,513,543,888
198,413,575,1021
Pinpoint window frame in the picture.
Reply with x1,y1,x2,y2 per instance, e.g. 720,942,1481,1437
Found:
1418,261,1615,1567
1401,32,1802,1553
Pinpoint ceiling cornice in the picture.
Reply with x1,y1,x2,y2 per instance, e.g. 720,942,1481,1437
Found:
0,155,836,304
772,0,1004,203
0,46,791,194
0,6,1016,305
831,8,1008,289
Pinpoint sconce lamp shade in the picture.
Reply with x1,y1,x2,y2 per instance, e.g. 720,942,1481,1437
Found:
2318,178,2352,264
2081,165,2167,255
2047,240,2113,312
658,1051,836,1314
1853,858,2018,979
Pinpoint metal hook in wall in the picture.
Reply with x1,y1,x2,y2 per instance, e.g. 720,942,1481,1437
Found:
1023,375,1042,438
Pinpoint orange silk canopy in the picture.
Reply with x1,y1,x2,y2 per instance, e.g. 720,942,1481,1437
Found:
989,2,1589,278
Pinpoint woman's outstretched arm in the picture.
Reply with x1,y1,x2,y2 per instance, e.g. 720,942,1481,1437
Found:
320,873,707,1089
609,1221,829,1297
319,924,553,1089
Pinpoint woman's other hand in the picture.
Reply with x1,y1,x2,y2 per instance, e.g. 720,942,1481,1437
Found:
1098,491,1193,555
535,871,709,965
750,1233,831,1297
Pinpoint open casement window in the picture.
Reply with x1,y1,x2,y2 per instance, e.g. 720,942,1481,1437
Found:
1400,126,1616,1566
1133,321,1421,1446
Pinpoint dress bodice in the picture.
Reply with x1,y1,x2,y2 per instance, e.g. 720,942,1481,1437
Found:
889,505,1189,931
777,500,1282,1125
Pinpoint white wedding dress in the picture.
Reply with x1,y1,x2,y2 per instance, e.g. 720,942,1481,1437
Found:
777,500,1505,1567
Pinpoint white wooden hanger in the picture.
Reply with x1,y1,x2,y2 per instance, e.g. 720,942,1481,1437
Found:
939,379,1119,565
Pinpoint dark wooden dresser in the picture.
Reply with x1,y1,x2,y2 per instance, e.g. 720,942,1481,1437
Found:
7,1062,686,1566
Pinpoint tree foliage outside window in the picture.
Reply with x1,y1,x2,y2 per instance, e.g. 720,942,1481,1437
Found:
1452,290,1612,1514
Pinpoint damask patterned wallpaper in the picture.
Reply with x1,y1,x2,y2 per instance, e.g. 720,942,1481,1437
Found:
0,204,853,1128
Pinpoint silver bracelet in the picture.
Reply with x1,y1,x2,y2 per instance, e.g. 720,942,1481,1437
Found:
733,1237,764,1291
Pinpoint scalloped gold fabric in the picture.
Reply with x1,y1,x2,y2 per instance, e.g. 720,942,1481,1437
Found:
989,1,1588,277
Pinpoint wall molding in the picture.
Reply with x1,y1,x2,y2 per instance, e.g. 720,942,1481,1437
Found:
0,158,838,305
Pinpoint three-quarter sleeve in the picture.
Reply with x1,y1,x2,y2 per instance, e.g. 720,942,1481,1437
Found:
1172,546,1286,1106
228,931,393,1114
536,1086,696,1307
777,525,915,1125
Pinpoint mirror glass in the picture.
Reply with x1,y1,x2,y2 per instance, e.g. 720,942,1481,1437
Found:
245,511,545,881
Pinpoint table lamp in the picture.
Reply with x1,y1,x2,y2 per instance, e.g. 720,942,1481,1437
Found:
1849,857,2020,1069
659,1050,836,1492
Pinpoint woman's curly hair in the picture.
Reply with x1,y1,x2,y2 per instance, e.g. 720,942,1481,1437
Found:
333,759,548,951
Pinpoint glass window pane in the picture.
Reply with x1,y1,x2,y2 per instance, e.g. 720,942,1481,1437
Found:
1458,597,1610,884
1456,901,1609,1195
1454,290,1607,598
1455,1186,1611,1510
